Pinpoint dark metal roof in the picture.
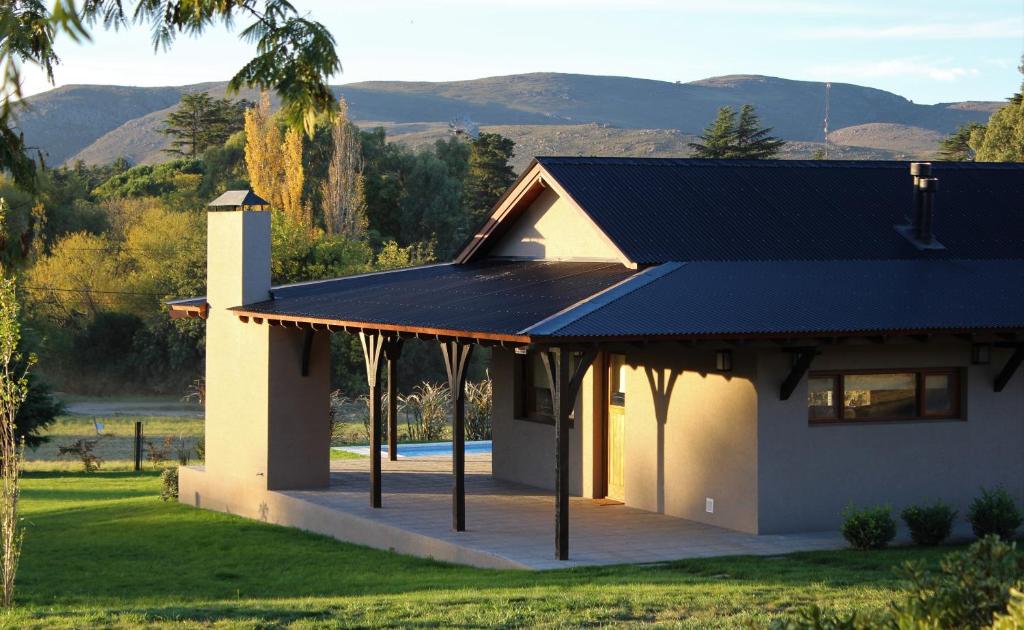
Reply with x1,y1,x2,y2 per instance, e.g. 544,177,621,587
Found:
231,260,639,337
542,259,1024,338
208,189,269,208
535,157,1024,265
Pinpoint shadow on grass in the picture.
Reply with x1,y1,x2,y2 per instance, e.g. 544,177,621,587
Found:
14,471,955,613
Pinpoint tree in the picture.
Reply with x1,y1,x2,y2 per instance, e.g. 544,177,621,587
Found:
939,123,985,161
320,98,367,238
970,96,1024,162
244,93,309,225
462,133,516,229
732,105,786,159
689,107,737,158
0,0,339,191
689,105,785,159
0,275,31,606
161,93,247,157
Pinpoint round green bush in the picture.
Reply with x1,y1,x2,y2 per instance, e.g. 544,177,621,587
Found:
967,487,1022,540
901,501,957,546
841,504,896,550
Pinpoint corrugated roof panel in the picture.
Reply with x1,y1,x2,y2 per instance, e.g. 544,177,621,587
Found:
536,158,1024,264
233,260,639,335
544,259,1024,337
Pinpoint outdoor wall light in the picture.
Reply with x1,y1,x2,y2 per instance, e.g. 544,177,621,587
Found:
971,343,992,365
715,349,733,372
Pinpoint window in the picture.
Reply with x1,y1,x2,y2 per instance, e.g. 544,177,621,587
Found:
513,351,580,425
808,369,962,424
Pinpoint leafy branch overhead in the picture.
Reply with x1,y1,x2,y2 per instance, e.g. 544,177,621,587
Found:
4,0,341,189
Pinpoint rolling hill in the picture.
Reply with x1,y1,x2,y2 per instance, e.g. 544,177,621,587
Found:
16,73,1001,170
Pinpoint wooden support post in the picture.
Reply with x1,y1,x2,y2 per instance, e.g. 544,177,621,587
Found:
383,339,404,461
780,347,817,401
133,421,143,472
540,348,598,561
994,344,1024,392
359,331,385,508
441,340,474,532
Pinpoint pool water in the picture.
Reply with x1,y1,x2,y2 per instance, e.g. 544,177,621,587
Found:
335,440,492,459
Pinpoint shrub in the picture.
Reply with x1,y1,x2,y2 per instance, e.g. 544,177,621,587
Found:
841,504,896,550
465,376,492,441
57,438,103,472
967,487,1022,540
901,500,957,546
775,537,1024,630
160,467,179,502
892,535,1024,629
400,383,449,442
146,435,174,469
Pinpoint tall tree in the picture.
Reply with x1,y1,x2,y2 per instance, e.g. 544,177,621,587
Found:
462,132,516,229
1,0,340,191
970,91,1024,162
244,93,309,225
320,98,367,237
689,105,785,159
938,123,985,161
689,107,737,158
732,105,786,159
161,93,247,157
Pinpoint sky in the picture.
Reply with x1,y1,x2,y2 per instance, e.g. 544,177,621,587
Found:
18,0,1024,104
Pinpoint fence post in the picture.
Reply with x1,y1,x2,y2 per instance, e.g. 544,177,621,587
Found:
134,421,143,472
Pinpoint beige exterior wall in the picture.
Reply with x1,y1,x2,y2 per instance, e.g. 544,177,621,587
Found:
185,210,330,516
491,345,760,534
756,342,1024,534
488,188,623,262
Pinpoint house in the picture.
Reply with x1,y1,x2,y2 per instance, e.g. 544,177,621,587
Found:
170,158,1024,562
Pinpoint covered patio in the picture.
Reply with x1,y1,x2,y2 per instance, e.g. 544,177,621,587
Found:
274,452,844,570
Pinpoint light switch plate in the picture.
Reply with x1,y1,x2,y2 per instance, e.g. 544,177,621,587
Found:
706,497,714,513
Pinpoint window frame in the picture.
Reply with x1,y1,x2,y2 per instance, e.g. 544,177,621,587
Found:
808,367,964,425
513,351,576,426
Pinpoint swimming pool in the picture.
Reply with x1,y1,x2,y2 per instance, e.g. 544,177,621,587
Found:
335,440,492,459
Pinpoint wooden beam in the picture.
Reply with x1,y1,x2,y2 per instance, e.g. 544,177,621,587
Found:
540,348,598,561
383,339,404,462
359,331,386,508
780,347,817,401
994,345,1024,393
441,340,474,532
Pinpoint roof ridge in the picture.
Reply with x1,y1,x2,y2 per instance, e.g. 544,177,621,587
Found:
521,262,685,336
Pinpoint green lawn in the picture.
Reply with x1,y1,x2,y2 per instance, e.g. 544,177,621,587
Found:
2,469,953,628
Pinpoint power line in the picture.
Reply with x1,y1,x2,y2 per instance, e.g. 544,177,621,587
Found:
20,286,169,297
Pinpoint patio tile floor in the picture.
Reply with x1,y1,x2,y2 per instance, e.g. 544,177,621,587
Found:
281,453,845,570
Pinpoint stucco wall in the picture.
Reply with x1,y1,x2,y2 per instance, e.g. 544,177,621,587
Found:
621,346,759,533
488,188,623,262
188,210,330,517
491,349,591,495
491,345,760,533
756,342,1024,534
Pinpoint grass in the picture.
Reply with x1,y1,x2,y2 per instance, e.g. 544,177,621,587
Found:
26,415,203,465
0,469,954,628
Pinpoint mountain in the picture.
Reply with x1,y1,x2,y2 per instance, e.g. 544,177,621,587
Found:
17,73,1001,170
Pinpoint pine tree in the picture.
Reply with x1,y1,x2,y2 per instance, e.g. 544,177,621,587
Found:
462,132,516,228
689,105,785,159
688,107,737,158
161,92,246,157
320,97,368,237
732,105,786,159
938,123,985,161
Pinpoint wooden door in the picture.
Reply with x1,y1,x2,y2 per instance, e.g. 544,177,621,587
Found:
606,354,626,502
